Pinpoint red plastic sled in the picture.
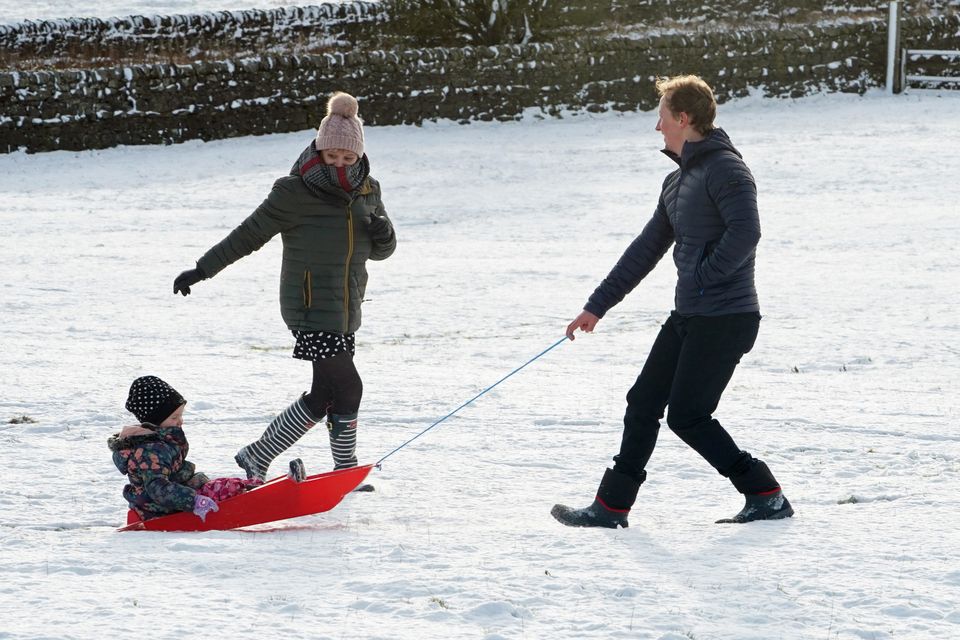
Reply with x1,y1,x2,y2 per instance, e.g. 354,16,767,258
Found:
118,464,374,532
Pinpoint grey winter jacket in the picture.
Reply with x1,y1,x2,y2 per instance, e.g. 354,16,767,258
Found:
197,173,395,334
585,128,761,318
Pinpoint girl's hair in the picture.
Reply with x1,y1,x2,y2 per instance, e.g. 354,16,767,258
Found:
655,75,717,135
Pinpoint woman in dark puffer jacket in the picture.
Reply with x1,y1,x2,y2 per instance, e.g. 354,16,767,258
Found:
553,75,793,528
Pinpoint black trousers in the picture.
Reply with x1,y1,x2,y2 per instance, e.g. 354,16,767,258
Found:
303,352,363,419
613,310,761,483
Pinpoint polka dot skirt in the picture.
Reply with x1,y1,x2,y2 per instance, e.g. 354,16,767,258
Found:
292,331,356,361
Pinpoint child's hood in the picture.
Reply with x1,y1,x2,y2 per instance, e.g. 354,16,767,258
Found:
108,424,189,473
107,424,161,452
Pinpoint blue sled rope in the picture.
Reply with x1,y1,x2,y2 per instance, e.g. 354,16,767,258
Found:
375,336,569,467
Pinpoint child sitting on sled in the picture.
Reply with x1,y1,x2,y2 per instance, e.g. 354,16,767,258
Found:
108,375,261,521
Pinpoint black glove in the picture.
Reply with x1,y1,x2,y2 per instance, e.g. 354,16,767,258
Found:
367,213,394,243
173,267,206,296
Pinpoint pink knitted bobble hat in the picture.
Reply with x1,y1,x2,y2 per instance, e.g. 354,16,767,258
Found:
314,92,365,157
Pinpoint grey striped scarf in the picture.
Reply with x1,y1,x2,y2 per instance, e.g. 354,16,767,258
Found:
291,143,370,197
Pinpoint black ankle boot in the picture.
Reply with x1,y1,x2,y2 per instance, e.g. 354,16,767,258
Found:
551,468,640,529
716,489,794,524
551,499,629,528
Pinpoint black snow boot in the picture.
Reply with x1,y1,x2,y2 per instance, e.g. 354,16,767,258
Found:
551,468,640,529
716,489,794,524
717,455,795,523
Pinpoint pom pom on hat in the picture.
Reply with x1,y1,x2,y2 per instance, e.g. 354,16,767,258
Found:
315,91,365,158
125,376,185,426
327,92,359,118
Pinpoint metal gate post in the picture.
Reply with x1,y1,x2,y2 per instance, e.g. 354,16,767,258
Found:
886,1,901,94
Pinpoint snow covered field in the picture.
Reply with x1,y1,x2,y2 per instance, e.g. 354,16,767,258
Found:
1,90,959,639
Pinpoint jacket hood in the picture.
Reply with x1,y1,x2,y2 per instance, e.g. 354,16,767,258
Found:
662,127,742,168
108,425,187,474
108,425,161,452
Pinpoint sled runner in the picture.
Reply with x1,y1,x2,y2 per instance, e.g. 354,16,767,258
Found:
118,464,374,532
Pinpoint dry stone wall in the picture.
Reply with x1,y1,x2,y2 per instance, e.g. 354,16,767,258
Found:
555,1,960,29
2,13,958,154
557,0,885,27
0,3,383,64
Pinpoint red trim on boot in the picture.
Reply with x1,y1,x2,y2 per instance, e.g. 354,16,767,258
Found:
755,487,782,496
596,496,630,514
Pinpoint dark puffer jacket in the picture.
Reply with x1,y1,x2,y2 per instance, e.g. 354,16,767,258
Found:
197,172,395,334
108,425,209,520
586,128,761,318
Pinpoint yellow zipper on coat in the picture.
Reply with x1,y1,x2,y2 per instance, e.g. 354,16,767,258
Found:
343,202,354,333
303,269,312,308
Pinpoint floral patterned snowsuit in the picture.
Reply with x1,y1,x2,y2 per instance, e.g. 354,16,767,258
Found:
108,425,209,520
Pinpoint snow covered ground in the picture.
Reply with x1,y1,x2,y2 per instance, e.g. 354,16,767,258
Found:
1,89,959,639
0,0,364,24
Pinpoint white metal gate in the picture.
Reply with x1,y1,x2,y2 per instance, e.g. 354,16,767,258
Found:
886,1,960,93
900,49,960,90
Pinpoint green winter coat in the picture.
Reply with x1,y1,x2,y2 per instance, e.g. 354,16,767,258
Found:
197,174,395,334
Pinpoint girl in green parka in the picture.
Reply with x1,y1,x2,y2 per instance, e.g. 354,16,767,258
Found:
173,92,397,484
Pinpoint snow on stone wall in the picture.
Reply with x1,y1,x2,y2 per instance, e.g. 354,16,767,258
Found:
551,0,960,28
0,3,383,60
1,13,958,153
